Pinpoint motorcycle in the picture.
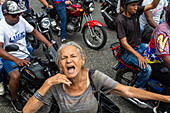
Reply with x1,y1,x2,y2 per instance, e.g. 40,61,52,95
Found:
3,44,59,112
101,0,118,29
49,0,107,50
110,42,169,109
22,7,57,51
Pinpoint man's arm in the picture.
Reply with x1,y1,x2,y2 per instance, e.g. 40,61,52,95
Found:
144,11,157,28
120,37,148,69
0,42,30,66
39,0,53,8
31,29,52,48
110,83,170,103
144,0,160,11
161,56,170,68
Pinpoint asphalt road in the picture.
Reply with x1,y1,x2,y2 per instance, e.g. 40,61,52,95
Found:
0,0,153,113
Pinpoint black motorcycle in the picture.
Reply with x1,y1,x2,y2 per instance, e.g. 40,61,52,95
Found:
101,0,118,29
110,42,170,109
3,44,59,112
23,7,56,51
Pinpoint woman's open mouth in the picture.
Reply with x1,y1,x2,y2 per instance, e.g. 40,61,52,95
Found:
67,66,75,74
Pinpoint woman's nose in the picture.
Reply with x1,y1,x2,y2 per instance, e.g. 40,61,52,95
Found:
66,57,72,63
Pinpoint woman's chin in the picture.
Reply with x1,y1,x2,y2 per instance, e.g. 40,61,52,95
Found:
66,72,77,79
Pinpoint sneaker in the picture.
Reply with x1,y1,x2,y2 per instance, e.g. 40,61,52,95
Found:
153,106,168,113
0,82,4,95
61,38,67,44
11,98,24,113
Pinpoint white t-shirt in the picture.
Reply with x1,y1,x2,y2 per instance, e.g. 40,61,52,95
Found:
139,0,168,26
0,16,34,59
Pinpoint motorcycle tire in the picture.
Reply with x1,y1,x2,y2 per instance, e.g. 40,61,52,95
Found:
104,7,117,29
83,26,107,50
115,67,138,86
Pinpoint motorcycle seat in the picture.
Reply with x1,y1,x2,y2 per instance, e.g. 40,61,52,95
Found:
110,42,140,71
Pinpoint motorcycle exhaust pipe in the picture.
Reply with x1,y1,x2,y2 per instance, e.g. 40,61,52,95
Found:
112,61,122,71
101,10,113,22
125,98,153,109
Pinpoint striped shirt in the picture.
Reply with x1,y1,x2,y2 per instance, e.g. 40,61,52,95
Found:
41,69,118,113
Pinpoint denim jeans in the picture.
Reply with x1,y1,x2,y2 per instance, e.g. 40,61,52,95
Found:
140,19,163,34
122,43,152,88
55,2,67,39
0,58,3,82
140,24,144,34
26,42,33,53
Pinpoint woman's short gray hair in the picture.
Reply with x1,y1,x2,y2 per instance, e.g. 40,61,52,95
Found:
55,41,85,68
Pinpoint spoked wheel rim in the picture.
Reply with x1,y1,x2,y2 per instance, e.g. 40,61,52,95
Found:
83,26,106,49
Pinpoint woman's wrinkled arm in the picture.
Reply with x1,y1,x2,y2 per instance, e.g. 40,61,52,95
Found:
110,84,170,103
23,73,72,112
23,79,52,113
23,96,44,113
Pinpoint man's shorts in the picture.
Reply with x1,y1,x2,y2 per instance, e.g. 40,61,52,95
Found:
2,43,32,75
3,56,30,75
3,59,19,75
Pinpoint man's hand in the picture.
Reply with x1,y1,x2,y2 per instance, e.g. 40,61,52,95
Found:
48,5,53,9
29,6,33,10
14,58,31,67
48,44,58,62
65,1,72,4
137,55,148,69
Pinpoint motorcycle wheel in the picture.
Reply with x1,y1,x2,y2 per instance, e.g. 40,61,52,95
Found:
115,67,138,86
83,26,107,50
104,7,117,29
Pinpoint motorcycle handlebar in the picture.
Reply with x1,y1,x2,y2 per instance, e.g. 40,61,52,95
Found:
12,65,19,69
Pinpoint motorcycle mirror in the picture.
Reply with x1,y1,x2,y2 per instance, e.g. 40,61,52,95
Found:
5,44,19,52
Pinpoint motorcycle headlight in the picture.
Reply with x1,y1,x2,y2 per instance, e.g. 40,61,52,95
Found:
40,17,50,29
89,3,95,12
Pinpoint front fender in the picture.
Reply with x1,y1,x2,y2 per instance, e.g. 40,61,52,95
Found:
82,20,104,33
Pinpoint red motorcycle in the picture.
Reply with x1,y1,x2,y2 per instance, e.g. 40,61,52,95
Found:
49,0,107,50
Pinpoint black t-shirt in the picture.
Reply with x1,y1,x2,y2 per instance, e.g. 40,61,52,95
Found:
116,6,145,52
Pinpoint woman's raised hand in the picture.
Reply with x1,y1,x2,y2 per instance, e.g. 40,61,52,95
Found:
47,73,72,86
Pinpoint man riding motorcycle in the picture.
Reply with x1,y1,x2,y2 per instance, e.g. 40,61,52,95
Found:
0,1,56,112
144,3,170,113
115,0,160,88
139,0,168,42
0,0,6,96
39,0,72,43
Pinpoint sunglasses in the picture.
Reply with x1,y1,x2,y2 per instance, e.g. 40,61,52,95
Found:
9,13,22,18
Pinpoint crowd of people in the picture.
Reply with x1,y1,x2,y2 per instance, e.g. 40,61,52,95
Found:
0,0,169,113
